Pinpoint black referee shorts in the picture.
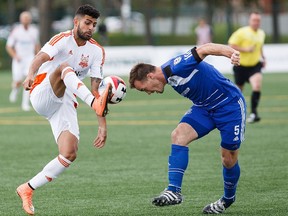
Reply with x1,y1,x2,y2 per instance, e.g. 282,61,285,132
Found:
233,62,263,86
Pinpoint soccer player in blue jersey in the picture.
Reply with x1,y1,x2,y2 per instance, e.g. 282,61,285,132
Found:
129,43,246,214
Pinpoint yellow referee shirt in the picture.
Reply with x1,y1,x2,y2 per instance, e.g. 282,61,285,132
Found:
228,26,265,66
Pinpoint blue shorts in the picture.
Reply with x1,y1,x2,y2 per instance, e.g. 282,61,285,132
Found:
180,97,246,150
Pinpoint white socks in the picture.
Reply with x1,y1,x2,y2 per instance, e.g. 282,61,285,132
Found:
61,67,94,106
29,155,72,189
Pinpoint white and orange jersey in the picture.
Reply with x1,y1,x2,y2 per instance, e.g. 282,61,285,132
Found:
38,30,105,80
6,24,39,59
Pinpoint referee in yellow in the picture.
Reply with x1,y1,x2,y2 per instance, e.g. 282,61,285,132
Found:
228,12,266,123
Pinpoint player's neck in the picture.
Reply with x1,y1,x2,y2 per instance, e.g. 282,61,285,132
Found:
23,24,29,30
73,33,87,46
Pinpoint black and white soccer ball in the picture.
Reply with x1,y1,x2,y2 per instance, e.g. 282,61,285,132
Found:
99,75,127,104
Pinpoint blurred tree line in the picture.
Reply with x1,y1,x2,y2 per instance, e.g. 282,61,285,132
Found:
0,0,286,45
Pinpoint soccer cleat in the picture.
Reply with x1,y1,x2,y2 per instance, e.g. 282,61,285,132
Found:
202,198,232,214
16,183,35,215
247,113,261,123
152,189,183,207
92,83,112,117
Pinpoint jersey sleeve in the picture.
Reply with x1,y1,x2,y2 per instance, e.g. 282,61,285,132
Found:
170,49,199,75
6,27,17,47
89,46,105,79
40,32,66,58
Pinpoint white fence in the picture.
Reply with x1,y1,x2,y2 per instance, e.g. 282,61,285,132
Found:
103,44,288,76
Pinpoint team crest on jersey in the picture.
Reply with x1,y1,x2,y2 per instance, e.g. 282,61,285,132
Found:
79,54,89,68
173,57,181,65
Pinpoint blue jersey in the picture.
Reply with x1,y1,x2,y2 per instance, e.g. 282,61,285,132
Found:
161,48,242,110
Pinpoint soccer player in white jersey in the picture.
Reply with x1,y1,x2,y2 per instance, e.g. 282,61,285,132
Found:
6,11,40,111
129,43,246,214
16,5,111,215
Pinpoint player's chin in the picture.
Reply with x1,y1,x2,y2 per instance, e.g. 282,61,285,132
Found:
81,33,92,40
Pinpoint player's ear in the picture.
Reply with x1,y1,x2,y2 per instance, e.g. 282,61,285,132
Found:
73,16,79,26
147,72,154,79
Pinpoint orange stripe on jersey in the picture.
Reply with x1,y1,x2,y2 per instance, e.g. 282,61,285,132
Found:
89,38,105,66
30,73,47,93
49,31,72,46
49,34,64,46
58,156,70,167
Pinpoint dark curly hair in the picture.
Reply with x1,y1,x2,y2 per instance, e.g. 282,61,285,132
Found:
75,4,100,19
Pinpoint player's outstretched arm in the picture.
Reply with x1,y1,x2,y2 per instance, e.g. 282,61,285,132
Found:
196,43,240,66
23,51,50,90
91,77,108,148
93,116,107,148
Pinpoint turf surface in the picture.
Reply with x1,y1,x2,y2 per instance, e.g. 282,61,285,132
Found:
0,71,287,215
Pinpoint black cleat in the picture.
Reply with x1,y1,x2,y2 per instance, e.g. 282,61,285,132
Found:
202,197,235,214
152,189,183,207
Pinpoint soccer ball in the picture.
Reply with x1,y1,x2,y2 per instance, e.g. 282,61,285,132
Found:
99,75,127,104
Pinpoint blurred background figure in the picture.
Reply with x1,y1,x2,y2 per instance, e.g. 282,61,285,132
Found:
228,12,266,123
6,11,41,111
98,20,109,46
195,18,213,45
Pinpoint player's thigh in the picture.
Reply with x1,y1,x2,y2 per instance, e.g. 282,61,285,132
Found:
11,61,24,82
215,97,246,151
171,123,198,146
249,72,262,91
180,106,215,140
30,77,62,118
49,93,79,143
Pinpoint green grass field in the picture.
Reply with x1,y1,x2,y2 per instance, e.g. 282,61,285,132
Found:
0,71,287,216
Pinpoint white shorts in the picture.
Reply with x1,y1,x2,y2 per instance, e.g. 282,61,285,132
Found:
12,57,33,82
30,75,80,142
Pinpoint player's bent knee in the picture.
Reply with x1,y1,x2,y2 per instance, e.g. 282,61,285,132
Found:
59,62,70,71
221,150,238,168
222,157,236,168
61,152,77,162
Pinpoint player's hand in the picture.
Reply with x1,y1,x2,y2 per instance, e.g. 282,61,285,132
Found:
231,51,240,66
23,76,34,91
93,126,107,148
